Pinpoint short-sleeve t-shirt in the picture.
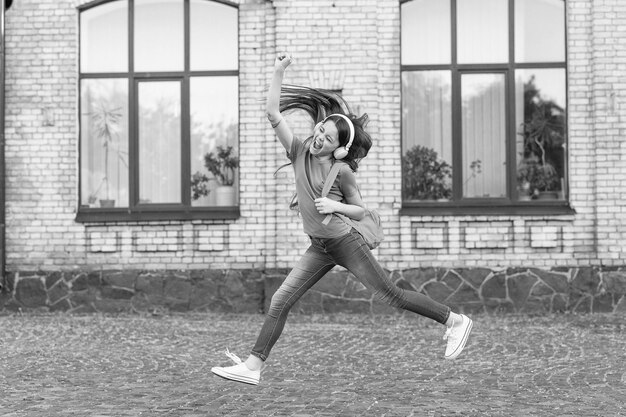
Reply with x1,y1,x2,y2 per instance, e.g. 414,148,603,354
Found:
288,137,360,238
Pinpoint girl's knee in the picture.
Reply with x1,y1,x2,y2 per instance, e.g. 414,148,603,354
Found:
268,289,293,317
377,286,405,308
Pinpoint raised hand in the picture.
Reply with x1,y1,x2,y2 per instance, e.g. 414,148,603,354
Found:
275,53,293,71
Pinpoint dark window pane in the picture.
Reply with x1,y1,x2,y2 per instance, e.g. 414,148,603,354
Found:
190,76,239,207
402,71,453,201
515,0,565,63
457,0,508,64
134,0,184,72
190,0,238,71
138,81,181,203
80,79,129,207
461,73,507,198
401,0,451,65
515,69,566,200
80,1,128,73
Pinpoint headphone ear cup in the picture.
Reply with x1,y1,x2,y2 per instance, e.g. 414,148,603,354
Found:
333,147,348,160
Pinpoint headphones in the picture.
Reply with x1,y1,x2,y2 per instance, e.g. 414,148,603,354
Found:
314,113,355,160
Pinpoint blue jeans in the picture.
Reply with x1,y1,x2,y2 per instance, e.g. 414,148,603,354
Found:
251,228,450,361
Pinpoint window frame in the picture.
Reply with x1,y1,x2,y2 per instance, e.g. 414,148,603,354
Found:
399,0,574,216
76,0,240,223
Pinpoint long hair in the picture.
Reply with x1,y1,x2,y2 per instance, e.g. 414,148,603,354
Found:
279,85,372,172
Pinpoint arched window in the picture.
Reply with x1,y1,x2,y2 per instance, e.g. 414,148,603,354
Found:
78,0,239,221
401,0,568,215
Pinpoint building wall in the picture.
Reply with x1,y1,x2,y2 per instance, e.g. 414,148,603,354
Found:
586,0,626,263
3,0,626,276
5,0,276,271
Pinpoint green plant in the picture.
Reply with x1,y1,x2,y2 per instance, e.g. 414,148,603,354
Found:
518,111,562,196
516,158,535,197
516,156,559,197
203,146,239,186
464,159,482,186
517,75,565,196
520,77,565,159
190,171,210,200
402,145,452,200
86,103,127,202
533,162,559,193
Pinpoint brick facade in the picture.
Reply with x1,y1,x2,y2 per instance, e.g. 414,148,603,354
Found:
2,0,626,312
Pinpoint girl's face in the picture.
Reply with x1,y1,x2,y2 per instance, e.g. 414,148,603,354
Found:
310,120,340,157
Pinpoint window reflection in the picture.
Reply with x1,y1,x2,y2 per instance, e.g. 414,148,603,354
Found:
190,77,239,206
79,0,242,214
80,1,127,73
138,81,181,204
515,69,566,200
515,0,565,63
461,74,507,198
402,71,453,201
80,79,129,207
401,0,451,65
457,0,508,64
190,0,238,71
134,0,184,72
400,0,567,206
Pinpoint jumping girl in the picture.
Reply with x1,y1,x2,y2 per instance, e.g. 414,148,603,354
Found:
211,53,473,385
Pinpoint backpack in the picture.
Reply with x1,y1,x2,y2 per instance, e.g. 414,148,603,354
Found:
320,162,384,249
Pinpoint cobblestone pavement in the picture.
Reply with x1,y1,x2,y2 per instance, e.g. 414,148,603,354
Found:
0,312,624,417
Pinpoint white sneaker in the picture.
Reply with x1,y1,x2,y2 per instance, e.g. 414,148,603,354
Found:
443,314,473,360
211,349,262,385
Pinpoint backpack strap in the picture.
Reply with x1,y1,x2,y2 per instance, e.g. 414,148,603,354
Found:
321,162,346,225
321,162,344,198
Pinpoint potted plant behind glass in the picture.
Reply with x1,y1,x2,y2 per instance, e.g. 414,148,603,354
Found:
518,76,566,201
88,104,127,207
203,145,239,206
402,145,452,201
532,160,560,199
516,156,559,200
516,157,535,200
190,171,210,205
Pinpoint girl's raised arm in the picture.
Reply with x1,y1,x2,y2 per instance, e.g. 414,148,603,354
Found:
266,53,294,152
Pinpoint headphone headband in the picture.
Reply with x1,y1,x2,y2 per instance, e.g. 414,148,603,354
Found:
324,113,355,151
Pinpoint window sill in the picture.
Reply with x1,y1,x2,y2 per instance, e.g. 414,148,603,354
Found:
399,201,576,217
75,206,240,223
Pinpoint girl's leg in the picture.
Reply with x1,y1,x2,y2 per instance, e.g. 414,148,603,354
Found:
328,229,450,324
212,242,334,384
250,241,335,362
328,229,472,359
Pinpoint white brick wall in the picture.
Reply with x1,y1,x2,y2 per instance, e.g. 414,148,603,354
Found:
588,0,626,264
3,0,626,272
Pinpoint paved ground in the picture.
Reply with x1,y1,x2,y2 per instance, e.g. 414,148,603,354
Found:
0,312,624,417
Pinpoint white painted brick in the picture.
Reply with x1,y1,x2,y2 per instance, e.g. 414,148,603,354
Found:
1,0,624,271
